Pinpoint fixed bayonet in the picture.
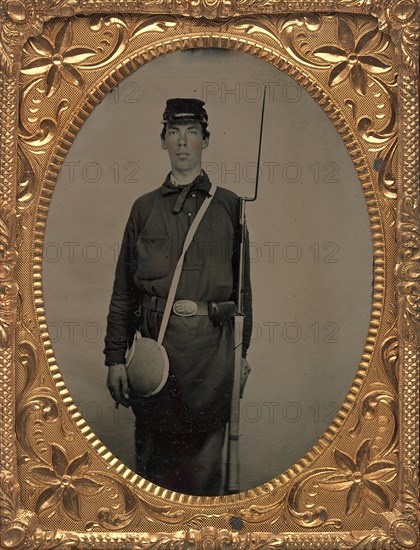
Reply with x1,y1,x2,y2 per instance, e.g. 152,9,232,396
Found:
226,86,267,494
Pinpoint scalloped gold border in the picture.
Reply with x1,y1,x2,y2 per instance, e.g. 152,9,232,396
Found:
0,1,418,548
33,32,386,503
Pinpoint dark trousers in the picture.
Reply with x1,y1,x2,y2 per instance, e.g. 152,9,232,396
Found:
134,421,226,496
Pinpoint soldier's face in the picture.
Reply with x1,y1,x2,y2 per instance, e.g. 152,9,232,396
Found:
161,121,209,173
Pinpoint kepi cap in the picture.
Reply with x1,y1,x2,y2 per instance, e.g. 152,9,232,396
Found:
162,98,208,125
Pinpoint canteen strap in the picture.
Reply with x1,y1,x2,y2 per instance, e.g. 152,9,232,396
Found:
157,181,218,346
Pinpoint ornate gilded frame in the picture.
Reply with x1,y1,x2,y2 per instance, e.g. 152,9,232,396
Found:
0,0,419,548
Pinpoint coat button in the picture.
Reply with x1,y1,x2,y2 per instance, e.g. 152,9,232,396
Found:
187,212,192,216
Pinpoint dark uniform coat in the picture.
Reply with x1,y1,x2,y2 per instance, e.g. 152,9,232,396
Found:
104,171,252,487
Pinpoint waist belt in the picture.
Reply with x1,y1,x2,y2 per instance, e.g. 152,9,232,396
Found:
142,295,209,316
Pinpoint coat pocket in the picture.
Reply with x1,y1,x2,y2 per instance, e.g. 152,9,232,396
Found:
135,235,171,280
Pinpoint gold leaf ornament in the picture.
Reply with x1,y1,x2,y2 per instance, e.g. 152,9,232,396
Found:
313,18,391,94
131,15,177,37
21,21,96,97
32,445,103,520
0,471,20,526
286,468,342,529
0,282,18,347
320,440,397,516
16,145,36,208
228,17,282,44
0,0,77,75
0,204,17,279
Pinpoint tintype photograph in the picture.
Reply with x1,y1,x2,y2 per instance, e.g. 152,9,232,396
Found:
1,3,418,549
43,48,373,496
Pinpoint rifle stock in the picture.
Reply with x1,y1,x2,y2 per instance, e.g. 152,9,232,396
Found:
226,313,244,494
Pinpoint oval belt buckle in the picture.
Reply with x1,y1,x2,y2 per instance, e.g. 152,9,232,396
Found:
172,300,198,316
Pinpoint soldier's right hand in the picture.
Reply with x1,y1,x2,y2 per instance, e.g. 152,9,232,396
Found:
107,364,130,407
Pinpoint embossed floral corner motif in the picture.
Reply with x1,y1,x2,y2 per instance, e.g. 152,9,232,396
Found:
312,18,392,95
21,21,97,98
341,0,419,73
0,0,78,75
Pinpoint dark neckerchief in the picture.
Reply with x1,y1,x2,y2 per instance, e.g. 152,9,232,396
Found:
160,171,212,214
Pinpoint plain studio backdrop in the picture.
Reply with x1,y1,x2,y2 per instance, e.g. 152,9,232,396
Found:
43,49,372,493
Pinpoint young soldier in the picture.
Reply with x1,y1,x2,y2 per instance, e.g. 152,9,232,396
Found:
104,98,252,495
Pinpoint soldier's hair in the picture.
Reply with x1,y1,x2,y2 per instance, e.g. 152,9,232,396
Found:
160,122,210,141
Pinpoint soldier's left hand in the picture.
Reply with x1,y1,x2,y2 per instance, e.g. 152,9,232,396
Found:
240,357,251,398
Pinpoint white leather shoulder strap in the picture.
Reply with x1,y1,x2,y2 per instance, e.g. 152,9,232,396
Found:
157,182,218,345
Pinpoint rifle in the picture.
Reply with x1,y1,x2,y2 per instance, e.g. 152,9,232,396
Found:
226,87,267,494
